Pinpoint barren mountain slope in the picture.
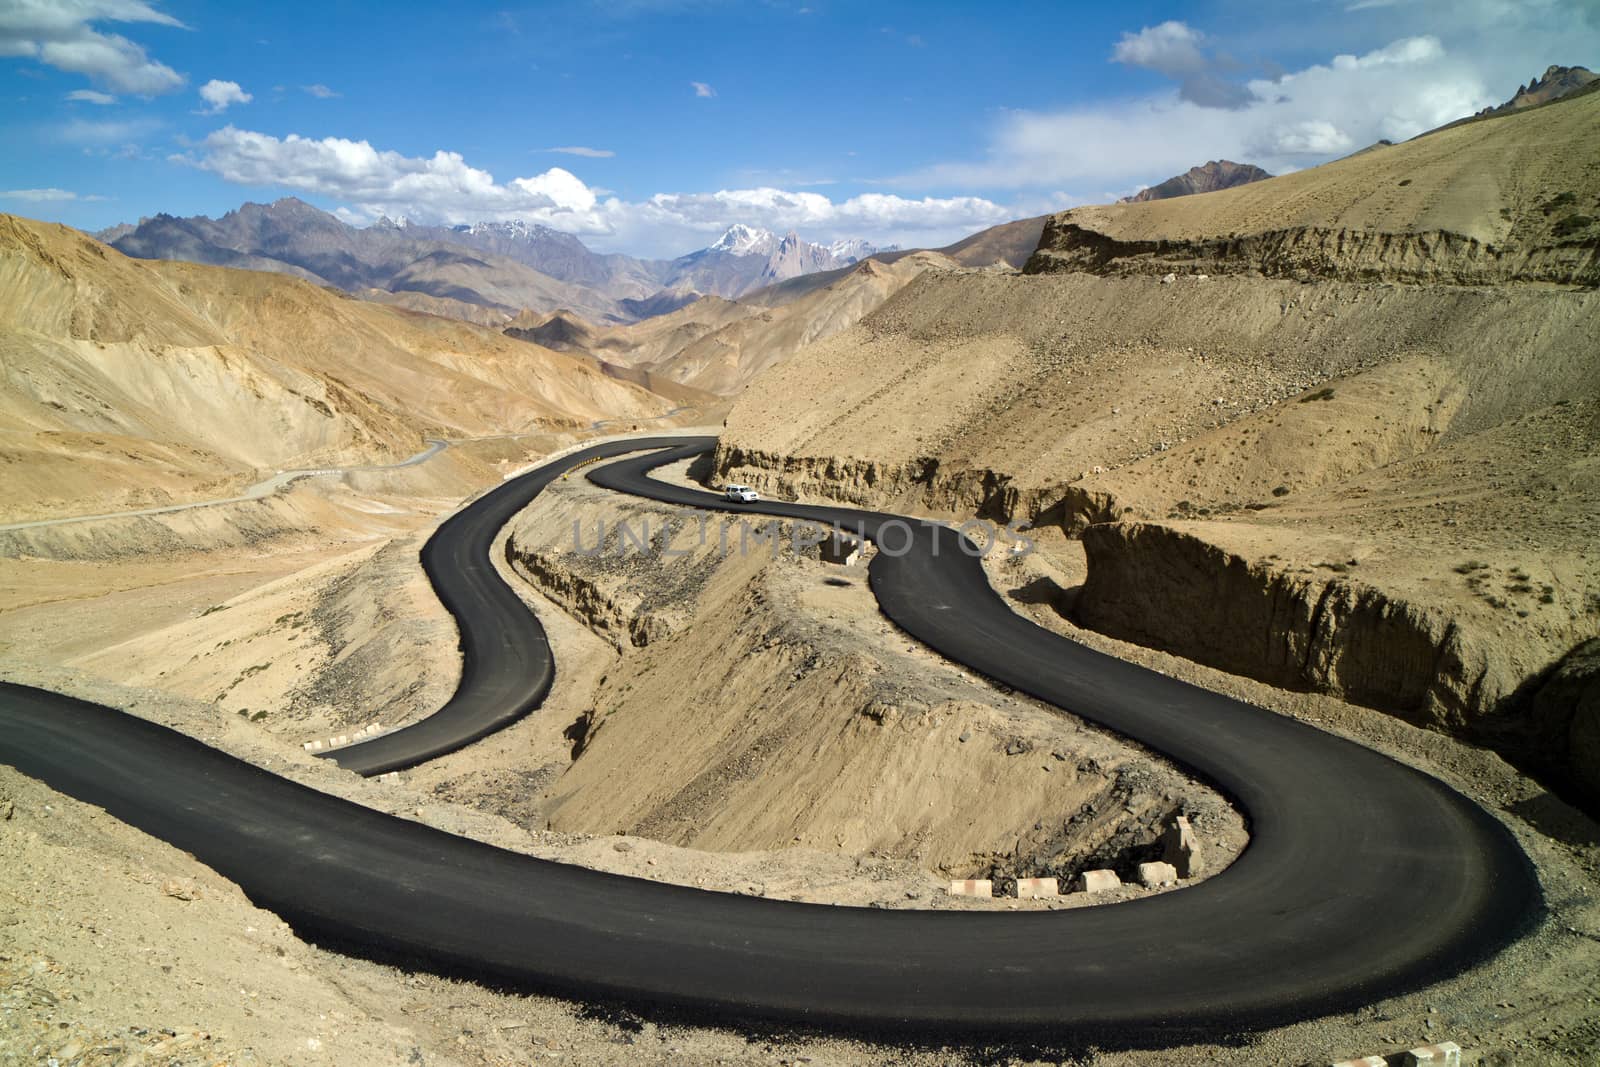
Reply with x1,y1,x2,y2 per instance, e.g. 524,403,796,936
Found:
715,94,1600,805
0,215,673,522
1029,86,1600,285
509,251,958,395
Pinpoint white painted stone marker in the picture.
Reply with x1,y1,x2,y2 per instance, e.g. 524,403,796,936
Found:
1330,1056,1387,1067
1014,877,1058,899
1074,869,1120,893
1402,1042,1462,1066
947,879,993,898
1137,861,1179,887
1160,815,1202,878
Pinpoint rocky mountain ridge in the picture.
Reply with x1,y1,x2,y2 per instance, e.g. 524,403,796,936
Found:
98,201,891,327
1120,160,1273,203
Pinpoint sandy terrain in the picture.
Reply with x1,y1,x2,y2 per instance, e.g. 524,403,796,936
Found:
2,442,1598,1065
0,215,676,523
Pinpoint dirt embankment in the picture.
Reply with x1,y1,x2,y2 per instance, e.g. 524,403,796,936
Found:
1025,220,1599,287
502,475,1242,886
712,440,1118,531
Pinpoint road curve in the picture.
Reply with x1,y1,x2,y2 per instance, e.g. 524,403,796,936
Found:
0,436,1542,1040
316,435,711,776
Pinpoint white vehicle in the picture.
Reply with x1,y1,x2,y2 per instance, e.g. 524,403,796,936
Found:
723,483,760,503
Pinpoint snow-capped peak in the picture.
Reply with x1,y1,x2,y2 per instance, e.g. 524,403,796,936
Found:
710,224,779,256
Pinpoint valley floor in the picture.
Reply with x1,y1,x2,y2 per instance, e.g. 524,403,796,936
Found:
3,429,1599,1066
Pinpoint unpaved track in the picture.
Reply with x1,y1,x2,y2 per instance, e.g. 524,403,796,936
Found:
0,436,1541,1042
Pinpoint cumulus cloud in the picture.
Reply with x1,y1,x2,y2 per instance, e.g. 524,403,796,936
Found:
1112,21,1255,109
0,0,185,95
302,83,338,98
690,80,715,98
179,125,1012,256
908,31,1505,194
66,87,115,103
197,78,250,114
1,186,105,201
547,145,615,158
181,126,601,221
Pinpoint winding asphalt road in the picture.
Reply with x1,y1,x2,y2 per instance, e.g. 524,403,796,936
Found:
0,436,1542,1041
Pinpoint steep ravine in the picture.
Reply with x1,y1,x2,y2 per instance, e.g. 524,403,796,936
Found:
1076,521,1600,804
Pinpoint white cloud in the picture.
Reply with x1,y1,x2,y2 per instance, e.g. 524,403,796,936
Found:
1112,21,1208,76
691,80,715,98
302,83,338,98
180,125,1013,256
197,78,250,113
1112,21,1254,109
66,87,115,103
59,115,160,143
1,186,106,201
908,31,1507,193
548,145,615,158
1268,119,1353,154
0,0,185,95
182,126,601,220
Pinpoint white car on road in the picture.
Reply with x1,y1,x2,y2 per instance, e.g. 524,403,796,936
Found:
723,483,760,503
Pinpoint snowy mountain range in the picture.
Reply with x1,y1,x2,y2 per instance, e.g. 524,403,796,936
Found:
98,199,896,326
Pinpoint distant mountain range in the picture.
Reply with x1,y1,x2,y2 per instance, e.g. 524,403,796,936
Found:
1121,160,1274,203
98,200,892,327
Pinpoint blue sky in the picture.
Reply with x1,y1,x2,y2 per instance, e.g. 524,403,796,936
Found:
2,0,1595,256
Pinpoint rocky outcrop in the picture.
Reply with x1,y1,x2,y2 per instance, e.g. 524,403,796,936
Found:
1476,65,1597,119
1121,160,1272,204
504,541,676,649
1076,521,1600,806
713,442,1120,532
1025,219,1600,288
1529,639,1600,805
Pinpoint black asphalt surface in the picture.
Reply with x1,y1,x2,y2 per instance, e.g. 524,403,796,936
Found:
314,435,705,776
0,436,1542,1041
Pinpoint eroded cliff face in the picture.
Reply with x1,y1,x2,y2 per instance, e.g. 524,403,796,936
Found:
712,442,1121,533
1024,219,1600,288
1076,521,1600,799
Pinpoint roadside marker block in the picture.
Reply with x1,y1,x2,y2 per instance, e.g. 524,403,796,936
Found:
947,879,993,898
1014,877,1058,899
1075,869,1121,893
1330,1057,1386,1067
1160,815,1202,878
1137,861,1179,887
820,534,862,566
1403,1043,1461,1066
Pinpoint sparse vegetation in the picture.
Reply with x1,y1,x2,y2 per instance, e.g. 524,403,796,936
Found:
1552,213,1595,238
1299,387,1337,403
